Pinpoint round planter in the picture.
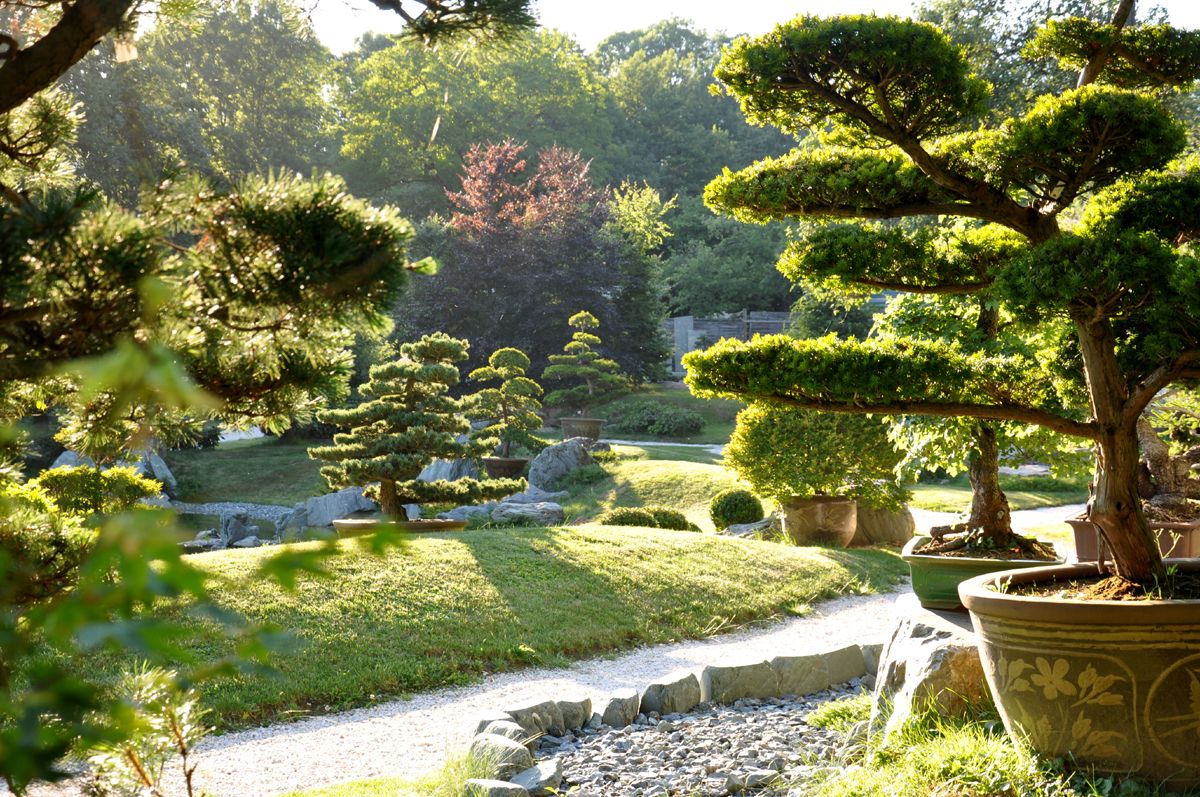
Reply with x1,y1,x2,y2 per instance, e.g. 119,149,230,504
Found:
902,534,1063,611
482,456,529,479
1068,515,1200,560
332,517,468,536
960,560,1200,789
560,417,604,441
779,496,856,547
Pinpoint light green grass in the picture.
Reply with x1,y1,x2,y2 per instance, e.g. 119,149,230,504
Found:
91,527,904,730
590,382,742,444
907,473,1088,513
619,443,722,465
163,437,327,506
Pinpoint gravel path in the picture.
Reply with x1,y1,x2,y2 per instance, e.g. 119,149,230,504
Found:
910,503,1085,536
165,500,293,522
154,588,908,797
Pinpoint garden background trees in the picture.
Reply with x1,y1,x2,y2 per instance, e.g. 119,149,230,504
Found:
686,6,1200,583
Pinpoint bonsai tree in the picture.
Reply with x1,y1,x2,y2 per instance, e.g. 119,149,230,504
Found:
725,404,908,511
309,334,523,518
543,311,632,415
685,5,1200,585
466,347,546,458
1137,388,1200,514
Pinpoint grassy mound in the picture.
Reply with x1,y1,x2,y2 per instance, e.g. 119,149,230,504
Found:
163,437,326,506
589,383,742,444
94,527,904,730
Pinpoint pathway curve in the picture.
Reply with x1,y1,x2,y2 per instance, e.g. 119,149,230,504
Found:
602,438,725,455
168,589,909,797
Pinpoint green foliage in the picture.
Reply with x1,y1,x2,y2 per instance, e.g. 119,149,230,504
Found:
0,486,93,606
594,506,659,528
310,334,522,517
609,399,705,438
725,404,908,510
709,488,764,529
466,347,546,458
543,312,633,413
31,465,161,517
86,665,209,797
713,15,990,139
1026,17,1200,89
646,506,694,531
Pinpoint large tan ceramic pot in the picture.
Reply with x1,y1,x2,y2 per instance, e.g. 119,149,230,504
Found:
559,417,604,440
1068,516,1200,560
779,496,856,546
959,560,1200,789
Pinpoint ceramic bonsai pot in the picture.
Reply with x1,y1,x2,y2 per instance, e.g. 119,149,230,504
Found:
902,534,1063,611
779,496,856,547
959,560,1200,789
481,456,529,479
332,517,467,536
560,417,604,440
1068,515,1200,560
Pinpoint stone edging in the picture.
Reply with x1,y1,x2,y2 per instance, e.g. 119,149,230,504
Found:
461,642,884,797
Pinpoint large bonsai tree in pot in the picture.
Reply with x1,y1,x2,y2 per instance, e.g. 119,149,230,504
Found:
724,403,907,547
310,333,523,530
542,311,631,440
684,5,1200,784
466,347,547,478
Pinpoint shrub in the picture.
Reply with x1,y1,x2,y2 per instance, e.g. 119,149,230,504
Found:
594,507,658,528
646,507,693,530
32,465,162,517
610,400,705,438
0,485,94,605
710,488,764,529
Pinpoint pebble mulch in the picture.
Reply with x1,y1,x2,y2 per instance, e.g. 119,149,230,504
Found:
536,682,867,797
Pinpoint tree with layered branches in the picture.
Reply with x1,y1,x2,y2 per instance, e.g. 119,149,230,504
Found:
685,2,1200,584
466,347,545,458
309,334,523,517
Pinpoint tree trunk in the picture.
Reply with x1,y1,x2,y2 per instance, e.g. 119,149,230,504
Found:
967,424,1014,545
378,478,400,518
1136,418,1177,496
1092,424,1165,582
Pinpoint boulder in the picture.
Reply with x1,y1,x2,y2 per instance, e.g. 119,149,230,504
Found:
471,711,515,736
824,644,867,686
219,512,258,545
852,504,916,546
527,439,592,491
465,780,527,797
512,759,563,796
506,701,565,736
439,502,497,522
278,506,308,536
481,720,535,753
640,674,702,715
231,536,263,548
555,698,592,731
871,593,985,739
50,450,94,469
598,688,640,727
701,660,780,704
140,450,177,495
418,436,480,483
303,487,376,528
770,654,830,697
465,781,528,797
491,502,564,527
720,515,776,538
502,486,569,505
180,538,221,554
469,733,534,780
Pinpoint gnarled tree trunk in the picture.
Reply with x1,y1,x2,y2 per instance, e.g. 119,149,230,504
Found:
1092,424,1163,581
967,424,1014,546
378,478,400,518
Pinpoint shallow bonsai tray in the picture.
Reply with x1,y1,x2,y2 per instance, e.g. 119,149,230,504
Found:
901,534,1064,611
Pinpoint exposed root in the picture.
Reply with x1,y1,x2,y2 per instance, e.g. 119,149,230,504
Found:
919,523,1057,561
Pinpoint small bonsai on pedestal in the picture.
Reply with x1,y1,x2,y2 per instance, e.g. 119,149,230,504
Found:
466,347,547,477
309,333,524,522
543,311,631,438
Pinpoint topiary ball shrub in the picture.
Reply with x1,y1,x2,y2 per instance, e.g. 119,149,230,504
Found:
0,485,94,605
32,465,162,518
610,400,705,438
594,507,659,528
646,507,693,531
710,488,764,529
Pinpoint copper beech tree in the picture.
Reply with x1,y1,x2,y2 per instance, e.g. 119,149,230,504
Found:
685,2,1200,584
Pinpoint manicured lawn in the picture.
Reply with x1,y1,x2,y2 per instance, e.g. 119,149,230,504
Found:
907,473,1088,513
93,527,904,730
589,382,743,444
163,437,327,506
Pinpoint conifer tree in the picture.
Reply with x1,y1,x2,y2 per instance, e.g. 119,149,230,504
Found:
309,333,522,517
466,348,545,458
543,311,631,414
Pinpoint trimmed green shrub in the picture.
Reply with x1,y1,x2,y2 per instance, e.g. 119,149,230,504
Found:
543,311,631,413
32,465,162,517
594,507,658,528
709,488,764,529
610,400,705,438
467,347,547,457
647,507,693,530
0,485,94,605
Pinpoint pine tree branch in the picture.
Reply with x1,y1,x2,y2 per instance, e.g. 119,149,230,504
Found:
1077,0,1137,88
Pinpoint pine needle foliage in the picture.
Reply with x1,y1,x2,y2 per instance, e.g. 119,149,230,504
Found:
309,334,523,517
466,347,546,458
543,311,632,414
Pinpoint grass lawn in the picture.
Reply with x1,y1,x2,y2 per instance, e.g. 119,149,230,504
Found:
907,473,1088,513
589,382,742,444
163,437,327,506
91,527,904,730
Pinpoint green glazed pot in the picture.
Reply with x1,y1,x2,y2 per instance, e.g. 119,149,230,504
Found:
901,535,1062,611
